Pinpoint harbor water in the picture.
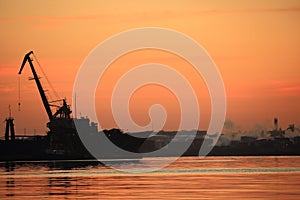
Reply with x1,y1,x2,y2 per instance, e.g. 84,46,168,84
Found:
0,156,300,199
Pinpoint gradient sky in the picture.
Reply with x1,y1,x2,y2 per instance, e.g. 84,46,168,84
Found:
0,0,300,135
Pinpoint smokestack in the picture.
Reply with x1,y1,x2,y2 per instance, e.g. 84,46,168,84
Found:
274,118,278,131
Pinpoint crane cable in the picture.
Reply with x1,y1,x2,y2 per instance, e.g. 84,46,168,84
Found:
18,76,21,111
32,53,61,100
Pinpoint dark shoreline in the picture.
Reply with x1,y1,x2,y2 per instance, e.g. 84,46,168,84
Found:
1,150,300,162
1,129,300,162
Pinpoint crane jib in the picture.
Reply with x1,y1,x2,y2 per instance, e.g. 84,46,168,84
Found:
18,51,33,75
18,51,53,120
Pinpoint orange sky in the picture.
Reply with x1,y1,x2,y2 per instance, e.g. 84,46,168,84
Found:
0,0,300,135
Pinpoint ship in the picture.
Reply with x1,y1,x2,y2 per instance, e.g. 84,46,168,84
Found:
0,51,145,161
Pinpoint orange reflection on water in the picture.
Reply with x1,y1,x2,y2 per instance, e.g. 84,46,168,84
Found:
0,156,300,199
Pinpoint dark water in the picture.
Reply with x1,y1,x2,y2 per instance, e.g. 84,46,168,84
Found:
0,156,300,199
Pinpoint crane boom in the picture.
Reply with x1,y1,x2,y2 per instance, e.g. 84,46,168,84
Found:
18,51,53,120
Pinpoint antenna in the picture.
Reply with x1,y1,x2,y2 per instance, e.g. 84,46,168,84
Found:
274,118,278,131
8,104,11,118
74,93,77,119
151,121,154,132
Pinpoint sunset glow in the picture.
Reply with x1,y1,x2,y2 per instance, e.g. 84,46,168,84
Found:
0,0,300,135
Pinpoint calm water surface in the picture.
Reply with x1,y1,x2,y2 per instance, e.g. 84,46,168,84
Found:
0,156,300,199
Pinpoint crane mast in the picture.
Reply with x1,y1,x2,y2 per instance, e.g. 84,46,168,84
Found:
18,51,53,120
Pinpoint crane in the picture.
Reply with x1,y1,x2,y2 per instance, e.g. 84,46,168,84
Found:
18,51,71,121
